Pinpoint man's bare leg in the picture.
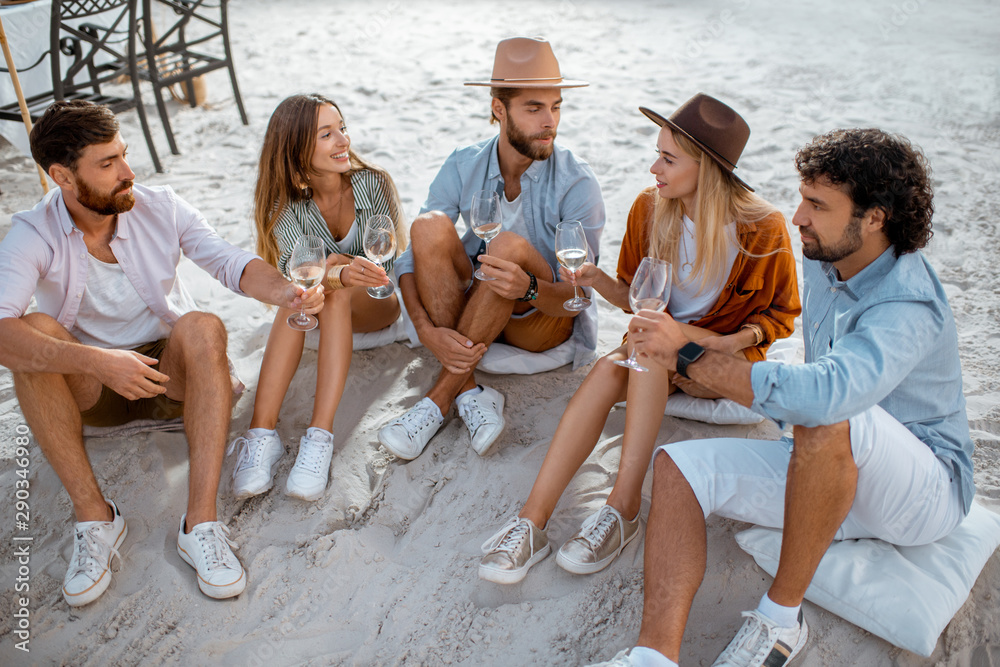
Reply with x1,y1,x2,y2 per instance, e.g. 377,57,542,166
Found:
411,212,474,331
635,451,708,662
158,312,232,530
769,422,857,606
12,313,109,523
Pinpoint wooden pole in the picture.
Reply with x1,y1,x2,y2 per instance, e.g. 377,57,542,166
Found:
0,14,49,195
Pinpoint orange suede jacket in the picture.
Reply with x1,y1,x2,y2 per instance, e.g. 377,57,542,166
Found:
616,189,801,362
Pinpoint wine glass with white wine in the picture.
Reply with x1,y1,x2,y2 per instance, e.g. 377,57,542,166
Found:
286,234,326,331
363,214,396,299
555,220,592,311
470,189,502,281
613,256,672,372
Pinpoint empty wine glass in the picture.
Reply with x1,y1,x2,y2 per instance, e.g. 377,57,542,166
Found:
470,189,502,281
363,214,396,299
555,220,592,311
614,256,672,372
286,235,326,331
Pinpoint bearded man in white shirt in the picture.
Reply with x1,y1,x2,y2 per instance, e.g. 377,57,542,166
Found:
0,101,324,606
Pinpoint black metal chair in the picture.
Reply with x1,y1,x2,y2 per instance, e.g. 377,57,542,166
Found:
0,0,163,172
137,0,247,156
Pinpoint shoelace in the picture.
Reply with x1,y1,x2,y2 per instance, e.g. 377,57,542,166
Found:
458,398,489,433
67,524,121,580
578,507,619,549
293,435,333,474
226,436,270,477
481,518,529,554
718,611,776,662
193,522,240,570
397,401,439,434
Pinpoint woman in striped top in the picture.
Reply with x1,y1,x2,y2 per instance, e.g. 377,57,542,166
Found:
228,94,408,502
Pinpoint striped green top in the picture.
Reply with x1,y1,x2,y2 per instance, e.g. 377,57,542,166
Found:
273,168,400,275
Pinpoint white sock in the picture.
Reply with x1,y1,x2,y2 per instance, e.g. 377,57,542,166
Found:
247,427,277,438
629,646,677,667
456,385,483,405
419,397,445,423
757,593,801,628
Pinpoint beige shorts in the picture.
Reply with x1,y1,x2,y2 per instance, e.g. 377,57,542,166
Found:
497,309,574,353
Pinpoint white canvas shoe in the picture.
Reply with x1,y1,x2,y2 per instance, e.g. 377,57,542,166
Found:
457,385,505,455
712,609,808,667
285,427,335,501
377,398,444,460
227,429,284,499
176,516,246,599
62,499,127,607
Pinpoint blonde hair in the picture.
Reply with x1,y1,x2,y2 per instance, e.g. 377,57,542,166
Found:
648,130,778,293
252,94,408,268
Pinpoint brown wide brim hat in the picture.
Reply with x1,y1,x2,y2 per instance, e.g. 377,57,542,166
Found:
465,37,588,89
640,93,754,192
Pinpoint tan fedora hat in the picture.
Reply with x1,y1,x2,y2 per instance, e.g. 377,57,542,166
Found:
640,93,754,192
465,37,588,89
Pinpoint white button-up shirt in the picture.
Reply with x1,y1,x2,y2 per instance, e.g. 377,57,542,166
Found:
0,184,257,331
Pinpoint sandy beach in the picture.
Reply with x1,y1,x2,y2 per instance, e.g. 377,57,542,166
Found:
1,0,998,664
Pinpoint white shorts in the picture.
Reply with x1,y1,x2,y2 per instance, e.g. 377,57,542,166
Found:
659,405,966,546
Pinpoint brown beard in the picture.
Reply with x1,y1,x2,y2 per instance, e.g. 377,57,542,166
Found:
802,215,863,262
506,115,556,161
76,177,136,216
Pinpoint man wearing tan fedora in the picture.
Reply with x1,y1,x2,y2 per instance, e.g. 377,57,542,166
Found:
379,37,605,461
591,129,973,666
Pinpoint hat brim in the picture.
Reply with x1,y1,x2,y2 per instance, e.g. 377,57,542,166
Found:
465,79,589,88
639,106,754,192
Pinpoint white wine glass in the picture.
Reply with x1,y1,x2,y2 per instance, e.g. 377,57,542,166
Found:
614,256,672,372
286,235,326,331
470,189,502,281
363,214,396,299
555,220,592,312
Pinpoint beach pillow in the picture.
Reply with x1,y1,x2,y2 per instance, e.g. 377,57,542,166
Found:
303,290,411,351
478,338,576,375
735,501,1000,657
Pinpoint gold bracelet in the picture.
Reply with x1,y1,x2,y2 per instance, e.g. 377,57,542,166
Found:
326,264,349,290
740,323,765,346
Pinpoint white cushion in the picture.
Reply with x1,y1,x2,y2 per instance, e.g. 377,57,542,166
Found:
735,501,1000,657
303,290,411,352
477,339,576,375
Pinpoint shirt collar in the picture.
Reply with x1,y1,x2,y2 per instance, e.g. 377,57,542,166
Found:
821,246,896,300
487,135,547,183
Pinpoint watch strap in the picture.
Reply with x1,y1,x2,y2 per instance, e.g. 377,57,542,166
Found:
676,341,706,379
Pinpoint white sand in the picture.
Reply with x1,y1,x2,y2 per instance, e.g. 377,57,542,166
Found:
1,0,998,664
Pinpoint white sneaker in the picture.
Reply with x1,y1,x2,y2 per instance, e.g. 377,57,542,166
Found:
227,429,284,499
62,499,127,607
377,397,443,460
176,516,247,599
285,427,335,501
457,385,505,455
713,609,808,666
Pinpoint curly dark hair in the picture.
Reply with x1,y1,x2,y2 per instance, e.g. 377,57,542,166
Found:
30,100,119,172
795,128,934,255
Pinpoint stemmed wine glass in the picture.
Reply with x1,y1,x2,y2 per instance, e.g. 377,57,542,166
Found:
614,256,672,372
555,220,592,312
286,235,326,331
470,189,502,281
363,214,396,299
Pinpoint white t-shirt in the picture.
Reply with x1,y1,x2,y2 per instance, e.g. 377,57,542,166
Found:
71,254,172,349
668,215,738,323
500,191,528,240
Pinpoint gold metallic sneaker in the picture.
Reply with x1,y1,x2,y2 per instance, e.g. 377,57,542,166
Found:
556,505,640,575
479,517,550,584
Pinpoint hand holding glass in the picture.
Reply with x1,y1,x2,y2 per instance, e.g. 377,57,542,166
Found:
286,235,326,331
614,256,671,372
363,214,396,299
555,220,592,311
471,190,502,281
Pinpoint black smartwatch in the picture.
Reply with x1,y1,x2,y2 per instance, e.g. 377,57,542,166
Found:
517,271,538,301
676,341,706,379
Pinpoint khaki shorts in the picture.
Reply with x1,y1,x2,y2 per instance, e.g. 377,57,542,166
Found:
497,308,574,353
79,339,184,428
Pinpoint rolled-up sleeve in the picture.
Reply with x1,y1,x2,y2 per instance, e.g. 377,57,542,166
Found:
560,167,605,265
0,223,47,320
173,192,257,295
396,149,466,277
751,298,943,427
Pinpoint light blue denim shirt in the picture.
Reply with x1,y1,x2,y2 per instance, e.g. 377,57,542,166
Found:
395,136,606,369
750,248,975,513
